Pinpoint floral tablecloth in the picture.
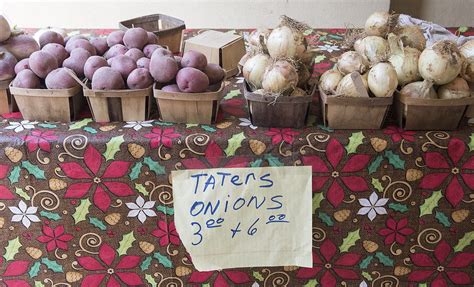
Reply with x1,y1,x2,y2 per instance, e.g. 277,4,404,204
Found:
0,28,473,287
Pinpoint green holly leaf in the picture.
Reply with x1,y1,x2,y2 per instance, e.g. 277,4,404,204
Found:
362,271,373,281
375,252,394,267
388,203,408,213
250,159,263,167
38,123,57,129
253,271,264,281
317,124,333,132
72,198,91,224
318,211,334,226
144,157,166,175
458,26,468,33
359,255,373,269
469,133,474,151
264,154,284,166
368,155,384,174
339,229,360,252
371,178,384,193
419,190,442,217
41,258,63,272
314,55,326,64
4,236,22,261
15,187,30,200
29,261,41,277
135,183,149,196
34,281,45,287
129,162,142,181
141,256,152,271
224,89,241,100
384,150,405,170
8,165,21,184
454,231,474,252
153,252,173,268
435,211,451,227
21,160,45,179
89,217,107,231
155,121,174,126
312,192,324,214
345,131,365,154
145,274,157,287
303,279,318,287
225,132,245,156
418,283,428,287
40,211,61,221
69,118,93,130
103,135,124,161
117,231,136,256
156,205,174,215
201,125,216,132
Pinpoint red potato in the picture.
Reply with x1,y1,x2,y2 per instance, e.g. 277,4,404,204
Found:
147,32,158,44
136,57,150,70
151,47,173,58
127,68,153,89
62,48,91,78
12,69,41,89
42,43,69,65
45,67,79,89
39,31,65,48
181,50,208,70
125,48,145,61
29,50,58,78
1,34,40,60
106,30,125,47
104,44,128,60
14,58,30,74
204,63,225,84
149,53,178,83
90,37,108,56
65,38,96,55
84,56,108,81
64,35,87,45
176,67,209,93
143,44,162,58
123,27,148,49
111,55,137,79
92,66,125,90
0,50,17,81
161,84,181,93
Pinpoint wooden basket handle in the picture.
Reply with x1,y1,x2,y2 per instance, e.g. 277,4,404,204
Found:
65,68,89,90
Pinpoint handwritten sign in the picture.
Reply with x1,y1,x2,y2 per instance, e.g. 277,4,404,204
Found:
172,166,312,271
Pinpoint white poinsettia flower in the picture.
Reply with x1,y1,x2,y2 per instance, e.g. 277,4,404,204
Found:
357,192,388,221
239,118,257,130
123,120,154,131
5,120,38,133
9,200,40,228
126,196,157,223
318,44,340,53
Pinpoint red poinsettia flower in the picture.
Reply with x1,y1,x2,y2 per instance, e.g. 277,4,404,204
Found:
188,269,251,287
23,130,58,152
181,141,249,169
419,138,474,207
151,220,180,246
0,164,15,200
144,127,181,149
302,138,371,207
297,239,361,286
383,126,416,143
378,217,414,245
0,256,30,287
220,98,247,118
265,128,300,145
37,225,74,252
59,145,133,212
409,240,474,285
77,243,143,287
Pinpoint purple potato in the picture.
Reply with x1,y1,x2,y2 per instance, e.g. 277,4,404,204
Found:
110,55,137,79
176,67,209,93
147,32,158,44
143,44,162,58
39,31,64,48
125,48,145,61
149,53,178,83
127,68,153,89
42,43,69,65
91,67,125,90
11,69,41,88
65,38,96,55
136,57,150,70
161,84,181,93
204,63,225,84
62,48,91,78
104,44,128,60
181,50,207,70
84,56,108,81
29,50,58,78
123,27,148,49
45,67,79,89
14,58,29,74
90,37,108,56
151,47,172,58
106,30,125,47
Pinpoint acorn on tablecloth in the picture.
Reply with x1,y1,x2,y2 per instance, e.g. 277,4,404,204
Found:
26,246,42,259
283,265,299,272
363,240,379,253
128,143,145,159
451,209,469,223
249,139,266,155
66,271,83,283
175,266,192,277
334,209,350,222
406,169,423,182
394,266,411,276
139,241,155,254
216,121,232,129
4,146,23,162
0,217,4,228
49,178,67,191
370,137,387,152
104,213,121,225
99,125,116,132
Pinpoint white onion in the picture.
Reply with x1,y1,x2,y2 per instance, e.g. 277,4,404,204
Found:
438,77,471,99
320,69,343,94
395,25,426,51
368,62,398,97
401,81,437,99
34,27,67,44
243,54,271,90
365,11,391,37
0,15,11,42
248,28,270,47
336,73,368,97
418,40,463,85
460,40,474,58
461,56,474,82
337,51,368,75
266,25,306,59
262,60,299,93
388,33,421,85
357,36,389,64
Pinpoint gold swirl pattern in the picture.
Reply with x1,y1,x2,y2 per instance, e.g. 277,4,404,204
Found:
261,269,290,287
75,233,102,256
58,134,88,162
410,228,442,253
381,175,412,202
300,132,330,154
179,134,210,158
421,131,450,152
27,185,60,211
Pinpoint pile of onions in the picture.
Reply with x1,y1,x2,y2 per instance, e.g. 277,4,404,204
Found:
364,11,392,37
243,54,271,90
400,81,437,99
395,25,426,51
418,40,463,85
368,63,398,97
266,25,306,59
1,34,40,60
0,15,11,42
0,50,17,80
460,40,474,82
438,77,471,99
356,36,389,64
320,69,343,94
388,33,421,85
261,60,298,93
336,72,368,97
337,51,368,75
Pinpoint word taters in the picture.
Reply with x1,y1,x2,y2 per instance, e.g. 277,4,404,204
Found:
191,171,273,194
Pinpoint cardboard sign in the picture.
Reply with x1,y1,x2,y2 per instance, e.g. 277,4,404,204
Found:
172,166,312,271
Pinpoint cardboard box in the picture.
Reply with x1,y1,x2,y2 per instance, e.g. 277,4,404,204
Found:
183,30,246,78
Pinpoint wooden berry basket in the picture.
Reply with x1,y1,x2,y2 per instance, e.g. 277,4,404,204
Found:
244,82,314,128
0,79,18,114
394,92,474,130
154,82,224,124
119,14,185,53
84,87,153,122
9,84,84,122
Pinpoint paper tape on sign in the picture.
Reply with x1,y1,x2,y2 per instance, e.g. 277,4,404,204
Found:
172,166,313,271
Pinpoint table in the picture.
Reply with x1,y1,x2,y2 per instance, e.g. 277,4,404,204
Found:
0,28,473,287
